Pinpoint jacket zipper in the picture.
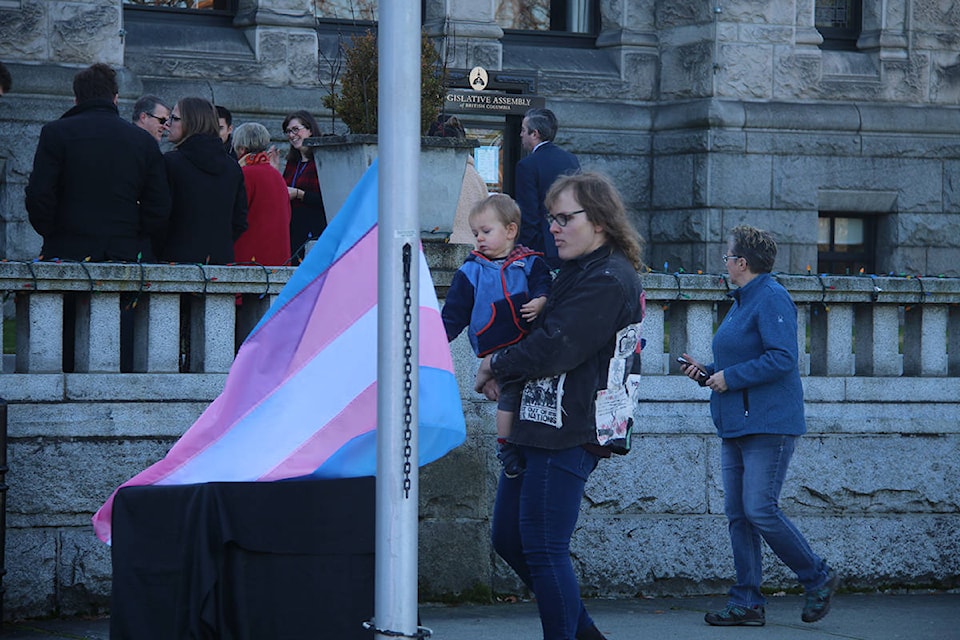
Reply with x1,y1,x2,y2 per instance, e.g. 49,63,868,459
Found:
742,389,750,417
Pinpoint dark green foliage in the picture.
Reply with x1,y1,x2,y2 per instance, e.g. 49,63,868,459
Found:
323,30,445,135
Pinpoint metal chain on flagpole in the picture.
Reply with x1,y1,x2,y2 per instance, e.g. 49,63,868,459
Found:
401,243,414,500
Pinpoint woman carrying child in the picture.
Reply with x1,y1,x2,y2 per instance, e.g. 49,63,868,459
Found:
474,173,645,640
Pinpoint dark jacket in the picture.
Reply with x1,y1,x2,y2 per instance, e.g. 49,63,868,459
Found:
514,141,580,267
491,245,644,450
442,245,551,357
160,134,248,264
283,158,327,261
707,273,806,438
25,99,171,261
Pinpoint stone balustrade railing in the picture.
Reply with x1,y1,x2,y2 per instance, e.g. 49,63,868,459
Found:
0,257,958,618
0,262,295,374
3,260,958,378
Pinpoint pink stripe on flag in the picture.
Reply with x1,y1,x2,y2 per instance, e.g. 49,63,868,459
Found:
258,383,377,481
420,306,454,371
286,227,378,373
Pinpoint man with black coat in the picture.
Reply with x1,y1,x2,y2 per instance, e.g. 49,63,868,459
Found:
515,107,581,269
25,63,170,262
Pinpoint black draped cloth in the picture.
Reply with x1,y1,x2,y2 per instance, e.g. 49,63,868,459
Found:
110,477,374,640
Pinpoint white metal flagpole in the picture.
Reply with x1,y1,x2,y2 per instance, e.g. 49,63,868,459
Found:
373,0,421,638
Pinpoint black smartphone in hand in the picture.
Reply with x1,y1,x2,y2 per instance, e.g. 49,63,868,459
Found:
677,356,707,380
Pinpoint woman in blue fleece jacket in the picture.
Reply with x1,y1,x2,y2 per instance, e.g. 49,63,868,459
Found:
680,226,838,628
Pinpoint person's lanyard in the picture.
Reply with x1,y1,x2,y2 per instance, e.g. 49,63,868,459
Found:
291,159,309,188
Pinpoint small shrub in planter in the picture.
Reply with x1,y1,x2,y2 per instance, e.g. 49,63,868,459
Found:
322,29,445,135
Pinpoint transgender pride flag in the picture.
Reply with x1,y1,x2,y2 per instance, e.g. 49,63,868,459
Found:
92,160,466,544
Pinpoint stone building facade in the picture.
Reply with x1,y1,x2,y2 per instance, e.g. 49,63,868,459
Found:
0,0,958,620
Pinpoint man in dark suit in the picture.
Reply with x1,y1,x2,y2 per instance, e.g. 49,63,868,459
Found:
514,107,581,268
25,63,170,262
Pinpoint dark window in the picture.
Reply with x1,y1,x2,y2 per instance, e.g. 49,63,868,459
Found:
815,0,861,51
496,0,598,35
123,0,236,12
818,213,875,275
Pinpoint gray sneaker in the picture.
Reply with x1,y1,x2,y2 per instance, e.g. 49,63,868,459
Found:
802,568,840,623
704,604,765,626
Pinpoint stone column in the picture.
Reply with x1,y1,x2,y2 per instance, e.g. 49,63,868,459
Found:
234,0,318,85
423,0,503,70
595,0,659,100
903,305,948,377
794,0,824,54
657,2,716,99
855,304,902,376
15,293,63,374
133,294,181,374
197,294,237,374
858,0,909,60
74,293,121,373
810,303,854,376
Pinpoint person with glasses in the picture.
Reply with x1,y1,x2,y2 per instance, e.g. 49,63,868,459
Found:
679,225,839,628
515,107,581,268
158,97,247,265
281,110,327,264
475,172,645,640
132,95,170,144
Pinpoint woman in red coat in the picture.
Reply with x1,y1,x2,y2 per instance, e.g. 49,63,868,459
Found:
232,122,291,266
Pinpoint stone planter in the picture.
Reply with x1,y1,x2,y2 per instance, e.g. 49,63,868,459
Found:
304,134,479,236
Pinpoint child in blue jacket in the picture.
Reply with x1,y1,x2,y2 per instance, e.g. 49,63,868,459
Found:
442,194,551,476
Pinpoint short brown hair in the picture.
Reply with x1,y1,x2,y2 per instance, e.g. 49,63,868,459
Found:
730,225,777,273
174,97,219,147
73,63,117,103
469,194,521,229
545,172,645,269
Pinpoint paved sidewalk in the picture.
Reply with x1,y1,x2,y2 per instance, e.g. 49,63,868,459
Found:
1,592,957,639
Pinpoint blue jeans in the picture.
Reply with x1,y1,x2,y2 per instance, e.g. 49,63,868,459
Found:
492,445,600,640
721,434,830,607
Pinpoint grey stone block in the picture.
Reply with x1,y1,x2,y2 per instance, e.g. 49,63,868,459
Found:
8,401,208,438
0,374,64,402
64,373,226,401
57,526,112,613
420,429,493,520
708,153,774,208
587,436,710,514
785,435,960,513
7,438,174,516
4,527,58,619
419,519,493,599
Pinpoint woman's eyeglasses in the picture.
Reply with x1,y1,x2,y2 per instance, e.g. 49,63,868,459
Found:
546,210,585,227
169,114,182,123
145,113,168,126
285,125,308,136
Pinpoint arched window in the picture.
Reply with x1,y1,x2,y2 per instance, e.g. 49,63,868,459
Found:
815,0,862,50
